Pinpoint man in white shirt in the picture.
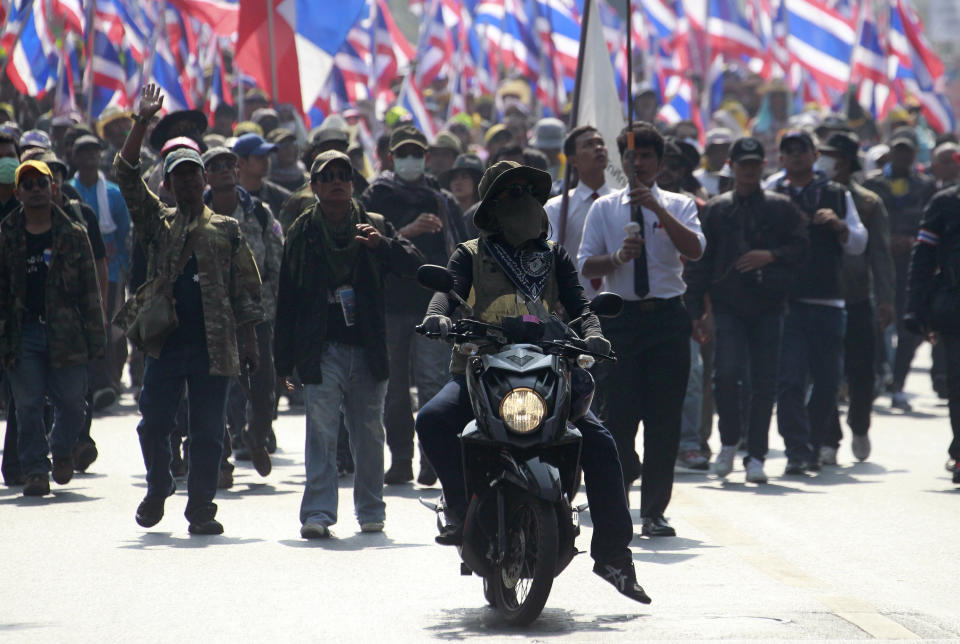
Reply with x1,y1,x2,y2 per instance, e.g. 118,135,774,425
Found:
579,122,705,538
544,126,613,298
768,130,868,474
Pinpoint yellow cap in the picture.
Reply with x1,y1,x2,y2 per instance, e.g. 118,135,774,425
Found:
15,160,53,187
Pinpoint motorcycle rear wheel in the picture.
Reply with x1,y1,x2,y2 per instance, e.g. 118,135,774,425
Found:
492,494,558,626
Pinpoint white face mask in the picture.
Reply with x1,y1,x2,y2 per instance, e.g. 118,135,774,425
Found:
394,156,426,182
814,155,838,179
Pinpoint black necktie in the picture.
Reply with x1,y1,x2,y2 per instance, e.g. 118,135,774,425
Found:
632,204,649,298
589,192,602,290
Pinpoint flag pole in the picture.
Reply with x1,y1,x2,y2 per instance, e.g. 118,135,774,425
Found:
85,0,97,127
556,0,594,248
626,0,633,125
267,0,279,105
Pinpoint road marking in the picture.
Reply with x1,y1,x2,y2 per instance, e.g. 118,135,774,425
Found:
672,487,922,639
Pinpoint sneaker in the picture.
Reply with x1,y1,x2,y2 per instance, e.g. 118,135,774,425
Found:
947,458,958,473
851,435,871,462
744,457,768,483
675,450,709,473
22,473,50,496
713,445,737,478
360,521,384,533
384,459,413,485
73,442,98,472
784,458,807,475
819,446,838,466
52,456,74,485
300,523,330,539
188,519,224,535
891,392,912,412
92,387,118,411
593,560,652,604
435,522,463,546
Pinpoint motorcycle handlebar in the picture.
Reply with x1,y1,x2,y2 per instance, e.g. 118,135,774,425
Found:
414,322,616,362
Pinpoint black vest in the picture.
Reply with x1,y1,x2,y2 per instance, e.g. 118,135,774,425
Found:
773,177,847,300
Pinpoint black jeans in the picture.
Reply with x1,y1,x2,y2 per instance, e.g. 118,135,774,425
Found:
415,375,634,565
226,321,276,449
713,311,783,462
827,300,875,447
598,300,691,518
941,334,960,461
893,253,924,391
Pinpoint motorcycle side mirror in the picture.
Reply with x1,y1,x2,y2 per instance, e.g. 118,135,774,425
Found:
590,292,623,318
417,264,454,293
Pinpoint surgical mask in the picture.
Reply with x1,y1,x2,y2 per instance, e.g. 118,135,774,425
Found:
814,155,837,179
394,155,426,182
0,157,18,184
492,194,548,247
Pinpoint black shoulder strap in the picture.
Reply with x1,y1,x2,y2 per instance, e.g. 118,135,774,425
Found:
253,202,269,232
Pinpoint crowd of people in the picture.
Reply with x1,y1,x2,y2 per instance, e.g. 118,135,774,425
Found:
2,73,959,593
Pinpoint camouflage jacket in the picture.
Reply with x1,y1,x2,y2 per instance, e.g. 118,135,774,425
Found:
0,205,106,369
204,186,283,320
114,154,263,376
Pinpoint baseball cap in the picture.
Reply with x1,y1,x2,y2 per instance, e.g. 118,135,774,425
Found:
201,146,238,167
429,131,462,154
73,134,104,153
267,127,296,145
37,152,68,177
819,132,862,171
162,147,204,177
233,133,277,157
389,125,428,152
310,150,353,178
20,130,52,150
484,123,511,147
529,117,565,150
705,127,734,147
160,136,201,157
779,129,815,151
310,126,349,147
15,160,53,187
729,137,765,163
888,126,918,149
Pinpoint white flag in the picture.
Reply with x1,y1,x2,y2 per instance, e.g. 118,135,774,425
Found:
576,0,627,190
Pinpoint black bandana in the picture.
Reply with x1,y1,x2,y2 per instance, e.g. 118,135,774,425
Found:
483,237,554,302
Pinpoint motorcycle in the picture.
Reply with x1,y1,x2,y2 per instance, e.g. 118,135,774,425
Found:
415,264,621,625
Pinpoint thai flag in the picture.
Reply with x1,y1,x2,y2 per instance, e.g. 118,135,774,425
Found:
336,9,374,105
707,0,764,62
0,0,31,53
113,0,152,64
6,0,58,99
53,33,82,121
371,0,415,109
888,0,954,132
784,0,856,101
850,0,894,120
50,0,85,35
167,0,238,38
413,0,455,89
88,27,129,117
658,74,704,144
748,0,790,80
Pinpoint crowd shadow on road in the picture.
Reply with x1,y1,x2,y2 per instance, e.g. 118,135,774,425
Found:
119,531,264,550
0,490,101,506
424,607,642,640
278,532,427,552
695,480,822,495
0,622,50,633
630,535,717,565
383,484,442,500
218,482,298,498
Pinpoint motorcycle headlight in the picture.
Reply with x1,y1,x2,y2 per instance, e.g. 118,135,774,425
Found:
499,388,546,434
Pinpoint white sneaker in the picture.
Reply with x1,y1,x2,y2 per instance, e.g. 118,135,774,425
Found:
713,445,737,478
819,446,838,466
744,457,767,483
852,435,871,461
300,523,330,539
891,392,912,411
360,521,384,533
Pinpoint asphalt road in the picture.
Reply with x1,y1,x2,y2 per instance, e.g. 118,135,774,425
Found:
2,344,959,642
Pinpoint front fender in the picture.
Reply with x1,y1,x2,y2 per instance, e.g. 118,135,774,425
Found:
500,453,563,503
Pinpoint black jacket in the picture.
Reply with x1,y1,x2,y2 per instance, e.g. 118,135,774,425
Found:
273,201,424,383
360,171,466,316
685,188,808,319
907,185,960,331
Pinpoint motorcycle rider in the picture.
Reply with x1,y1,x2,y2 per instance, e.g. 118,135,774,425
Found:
415,160,652,604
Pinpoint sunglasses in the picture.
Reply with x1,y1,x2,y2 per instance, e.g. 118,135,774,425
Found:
315,169,353,183
19,176,50,191
496,183,537,199
207,159,237,172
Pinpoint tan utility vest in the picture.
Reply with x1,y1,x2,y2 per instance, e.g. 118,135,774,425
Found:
449,238,560,374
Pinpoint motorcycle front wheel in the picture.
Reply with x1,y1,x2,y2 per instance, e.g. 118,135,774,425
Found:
492,493,558,626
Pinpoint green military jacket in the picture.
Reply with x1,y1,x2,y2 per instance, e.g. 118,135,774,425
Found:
0,205,106,369
114,154,264,376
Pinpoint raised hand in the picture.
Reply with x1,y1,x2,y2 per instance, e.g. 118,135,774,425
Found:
138,83,164,121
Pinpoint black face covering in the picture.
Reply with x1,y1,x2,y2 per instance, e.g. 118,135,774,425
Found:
490,193,548,247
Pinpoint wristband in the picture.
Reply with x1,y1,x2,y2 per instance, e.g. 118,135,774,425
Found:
612,249,625,266
132,113,151,126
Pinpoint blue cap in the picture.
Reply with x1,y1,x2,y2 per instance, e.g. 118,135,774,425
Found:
232,133,277,158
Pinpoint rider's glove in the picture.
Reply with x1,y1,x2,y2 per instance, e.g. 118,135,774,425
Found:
585,334,611,356
422,314,453,338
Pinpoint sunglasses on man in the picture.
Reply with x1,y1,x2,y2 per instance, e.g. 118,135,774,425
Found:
207,159,237,173
314,169,353,184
